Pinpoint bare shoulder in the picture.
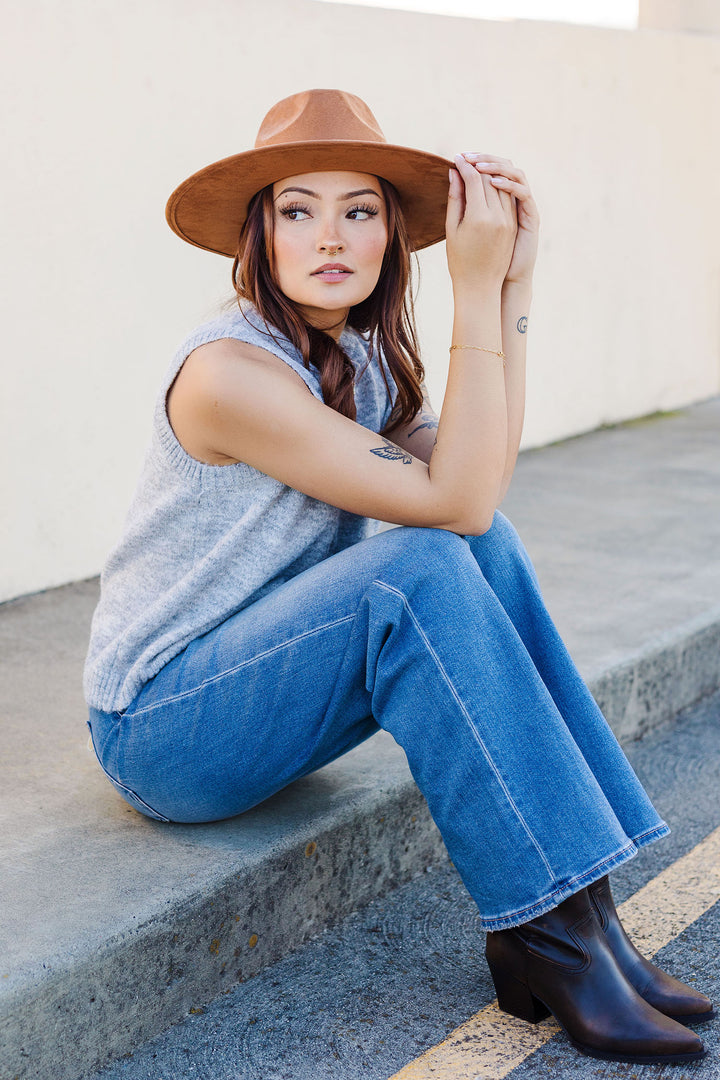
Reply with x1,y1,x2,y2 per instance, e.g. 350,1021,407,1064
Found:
167,337,313,464
180,336,311,390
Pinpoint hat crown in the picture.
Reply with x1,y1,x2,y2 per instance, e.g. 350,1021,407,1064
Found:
255,88,387,149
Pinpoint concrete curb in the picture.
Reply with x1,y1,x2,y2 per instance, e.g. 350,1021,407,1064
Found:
3,609,720,1080
1,757,446,1080
590,606,720,743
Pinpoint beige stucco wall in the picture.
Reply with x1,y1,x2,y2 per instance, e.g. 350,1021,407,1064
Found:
2,0,719,602
639,0,720,33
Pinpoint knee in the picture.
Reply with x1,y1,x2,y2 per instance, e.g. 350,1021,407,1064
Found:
465,511,541,586
371,525,477,592
384,524,470,563
467,509,525,552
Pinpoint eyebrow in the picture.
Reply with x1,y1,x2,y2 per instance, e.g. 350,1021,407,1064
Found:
274,186,382,201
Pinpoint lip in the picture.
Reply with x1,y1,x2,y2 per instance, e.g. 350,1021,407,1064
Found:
311,263,353,277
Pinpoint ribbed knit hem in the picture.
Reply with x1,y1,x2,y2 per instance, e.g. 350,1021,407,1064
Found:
85,670,138,715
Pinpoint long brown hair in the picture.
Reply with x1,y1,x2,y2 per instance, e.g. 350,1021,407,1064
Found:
231,177,424,434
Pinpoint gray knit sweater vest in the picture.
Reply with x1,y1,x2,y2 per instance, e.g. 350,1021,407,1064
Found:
84,303,397,713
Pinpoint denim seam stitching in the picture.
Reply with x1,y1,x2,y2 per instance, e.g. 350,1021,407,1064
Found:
546,839,637,897
373,579,556,882
87,721,171,822
632,822,670,844
481,839,640,930
127,613,357,716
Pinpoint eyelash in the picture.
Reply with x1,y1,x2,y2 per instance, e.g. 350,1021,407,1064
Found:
278,202,379,221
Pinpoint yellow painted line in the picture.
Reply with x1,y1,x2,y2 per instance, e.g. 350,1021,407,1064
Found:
389,825,720,1080
613,827,720,955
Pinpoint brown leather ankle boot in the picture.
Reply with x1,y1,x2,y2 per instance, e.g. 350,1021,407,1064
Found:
588,874,714,1025
485,888,706,1064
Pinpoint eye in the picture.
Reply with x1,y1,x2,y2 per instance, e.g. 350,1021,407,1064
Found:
346,203,380,221
279,202,311,221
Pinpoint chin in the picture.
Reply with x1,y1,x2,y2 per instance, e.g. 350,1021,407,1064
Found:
292,287,370,315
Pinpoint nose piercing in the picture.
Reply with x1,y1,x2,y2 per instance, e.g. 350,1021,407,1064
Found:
323,246,340,256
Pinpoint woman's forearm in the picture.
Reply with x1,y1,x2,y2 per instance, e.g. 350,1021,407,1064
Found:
428,153,536,534
497,280,532,502
428,283,509,533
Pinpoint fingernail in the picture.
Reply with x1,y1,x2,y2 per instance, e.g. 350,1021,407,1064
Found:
448,169,454,183
453,154,466,167
462,152,481,160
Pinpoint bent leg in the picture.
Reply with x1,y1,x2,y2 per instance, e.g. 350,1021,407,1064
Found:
89,521,668,929
347,526,667,927
88,526,415,823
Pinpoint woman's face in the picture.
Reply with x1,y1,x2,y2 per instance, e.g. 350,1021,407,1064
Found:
271,170,388,336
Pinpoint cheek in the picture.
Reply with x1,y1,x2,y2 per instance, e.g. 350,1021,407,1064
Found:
360,228,388,270
272,229,302,282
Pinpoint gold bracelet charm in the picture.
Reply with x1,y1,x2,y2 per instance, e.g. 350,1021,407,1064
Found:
450,344,507,367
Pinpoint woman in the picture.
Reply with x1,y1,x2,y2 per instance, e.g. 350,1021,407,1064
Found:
84,89,712,1064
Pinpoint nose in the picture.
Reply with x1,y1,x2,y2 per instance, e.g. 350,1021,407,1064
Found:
318,241,344,256
317,224,344,257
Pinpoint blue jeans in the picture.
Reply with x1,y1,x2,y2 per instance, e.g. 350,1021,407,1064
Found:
87,511,668,930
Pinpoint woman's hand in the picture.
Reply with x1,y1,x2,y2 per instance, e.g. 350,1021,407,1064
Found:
463,154,540,287
446,153,518,296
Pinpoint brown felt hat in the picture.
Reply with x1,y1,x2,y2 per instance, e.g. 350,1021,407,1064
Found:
165,88,452,256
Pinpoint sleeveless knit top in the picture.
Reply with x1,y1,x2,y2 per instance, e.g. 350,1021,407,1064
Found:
83,303,398,713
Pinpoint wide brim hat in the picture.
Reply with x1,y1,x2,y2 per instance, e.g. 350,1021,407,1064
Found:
165,88,452,256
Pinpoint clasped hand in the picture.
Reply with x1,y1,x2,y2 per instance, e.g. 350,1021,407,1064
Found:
446,152,539,292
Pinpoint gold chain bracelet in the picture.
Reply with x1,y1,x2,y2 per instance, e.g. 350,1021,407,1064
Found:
450,344,507,367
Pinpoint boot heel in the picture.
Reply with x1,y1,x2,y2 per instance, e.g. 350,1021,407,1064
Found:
488,962,551,1023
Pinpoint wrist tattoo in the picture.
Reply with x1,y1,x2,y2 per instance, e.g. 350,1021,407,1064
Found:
517,315,528,334
370,437,412,464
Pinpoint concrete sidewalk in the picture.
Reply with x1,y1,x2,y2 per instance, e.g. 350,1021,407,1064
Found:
2,397,719,1080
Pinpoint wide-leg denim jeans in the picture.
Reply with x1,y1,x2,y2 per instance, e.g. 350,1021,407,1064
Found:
88,511,669,930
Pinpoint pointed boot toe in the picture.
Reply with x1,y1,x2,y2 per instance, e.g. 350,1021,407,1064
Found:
486,889,707,1065
588,875,715,1025
635,966,714,1026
